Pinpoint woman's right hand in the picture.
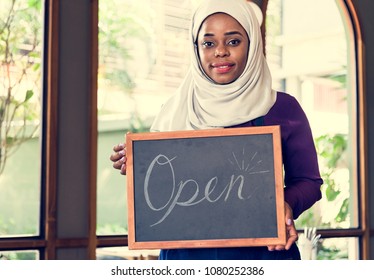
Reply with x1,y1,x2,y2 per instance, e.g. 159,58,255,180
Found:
110,143,127,175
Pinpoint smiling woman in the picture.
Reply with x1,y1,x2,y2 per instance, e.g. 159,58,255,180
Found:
110,0,323,260
0,0,368,261
197,13,249,84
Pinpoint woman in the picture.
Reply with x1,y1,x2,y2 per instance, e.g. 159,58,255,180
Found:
110,0,323,260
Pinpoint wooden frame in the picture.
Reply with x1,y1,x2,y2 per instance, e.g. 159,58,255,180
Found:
126,126,285,250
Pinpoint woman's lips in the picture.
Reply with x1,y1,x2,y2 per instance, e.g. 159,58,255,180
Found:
211,62,235,74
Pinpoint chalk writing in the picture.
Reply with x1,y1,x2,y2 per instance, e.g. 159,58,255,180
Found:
144,151,269,227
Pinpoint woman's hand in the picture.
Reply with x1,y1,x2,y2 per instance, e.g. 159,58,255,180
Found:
110,143,127,175
267,202,298,251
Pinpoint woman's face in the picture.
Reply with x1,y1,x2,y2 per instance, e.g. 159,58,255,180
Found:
197,13,249,85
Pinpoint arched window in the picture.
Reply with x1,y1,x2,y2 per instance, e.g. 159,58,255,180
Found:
265,0,366,259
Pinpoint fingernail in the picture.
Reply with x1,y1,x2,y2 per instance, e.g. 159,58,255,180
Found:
119,150,125,156
287,219,292,225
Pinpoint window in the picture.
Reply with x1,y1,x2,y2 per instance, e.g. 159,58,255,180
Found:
265,0,363,259
0,0,43,259
0,0,99,260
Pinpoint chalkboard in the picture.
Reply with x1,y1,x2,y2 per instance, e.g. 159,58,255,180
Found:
126,126,285,250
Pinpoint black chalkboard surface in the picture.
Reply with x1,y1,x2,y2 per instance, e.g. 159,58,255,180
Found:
126,126,285,250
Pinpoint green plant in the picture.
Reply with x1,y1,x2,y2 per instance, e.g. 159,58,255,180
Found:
297,133,348,227
316,133,349,225
296,133,349,259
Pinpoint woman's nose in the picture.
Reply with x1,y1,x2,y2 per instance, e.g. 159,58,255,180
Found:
214,44,229,57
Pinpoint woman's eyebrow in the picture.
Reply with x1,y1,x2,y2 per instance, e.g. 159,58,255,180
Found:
224,31,245,36
203,31,245,37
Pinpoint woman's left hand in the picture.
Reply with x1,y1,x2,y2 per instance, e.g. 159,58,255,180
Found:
267,202,298,251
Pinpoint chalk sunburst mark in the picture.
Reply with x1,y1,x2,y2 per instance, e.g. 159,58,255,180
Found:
228,148,270,174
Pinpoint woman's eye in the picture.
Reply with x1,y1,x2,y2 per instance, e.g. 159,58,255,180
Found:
202,41,214,48
228,39,241,46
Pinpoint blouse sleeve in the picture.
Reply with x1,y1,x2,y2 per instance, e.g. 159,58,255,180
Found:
281,96,323,219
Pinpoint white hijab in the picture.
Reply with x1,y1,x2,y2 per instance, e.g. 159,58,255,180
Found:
150,0,276,132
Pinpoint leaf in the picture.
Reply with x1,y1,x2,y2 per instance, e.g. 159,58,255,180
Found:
24,90,34,102
335,198,349,223
6,136,14,145
325,184,340,201
28,0,42,10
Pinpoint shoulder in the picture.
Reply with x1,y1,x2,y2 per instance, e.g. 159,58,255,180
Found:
274,91,301,108
267,91,306,120
265,91,312,140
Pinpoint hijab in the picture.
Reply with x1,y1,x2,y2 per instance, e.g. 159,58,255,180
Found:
150,0,276,132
